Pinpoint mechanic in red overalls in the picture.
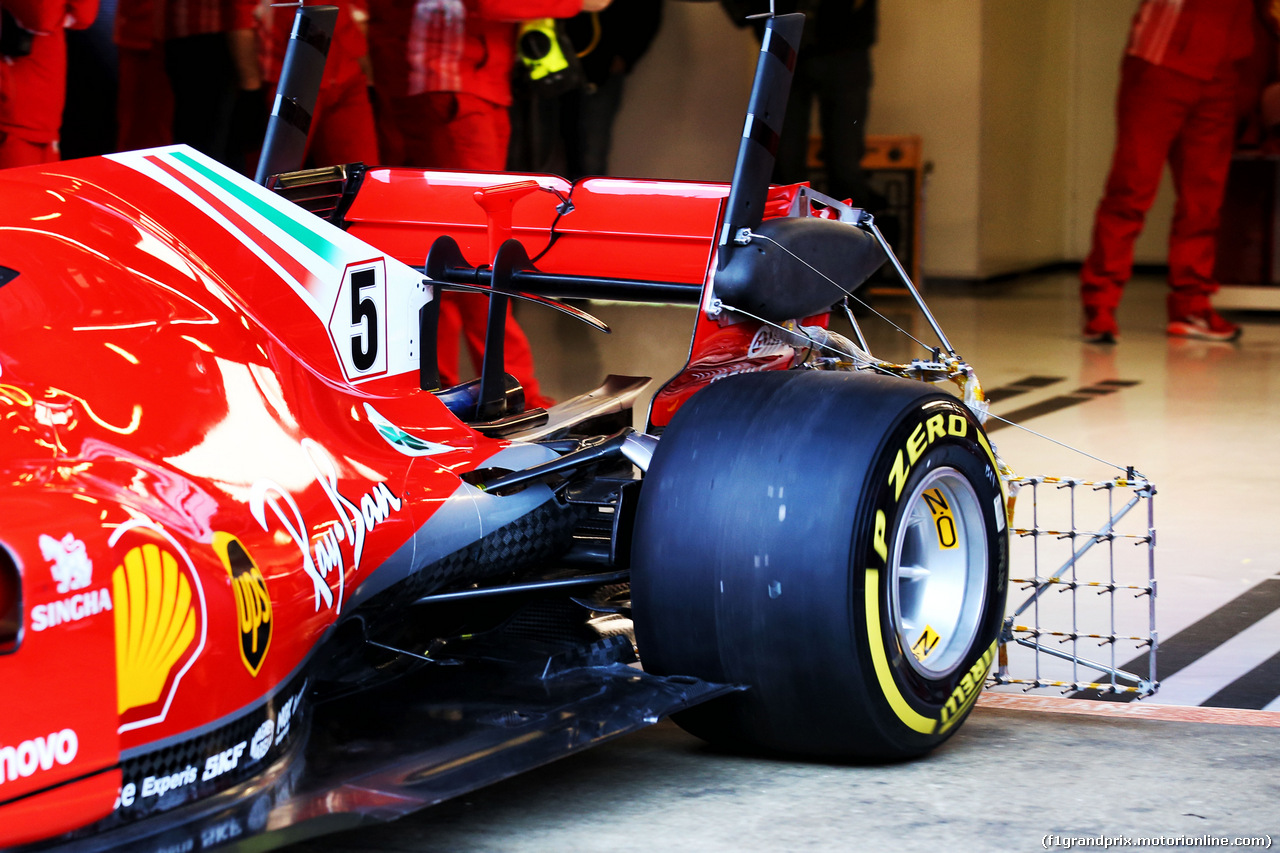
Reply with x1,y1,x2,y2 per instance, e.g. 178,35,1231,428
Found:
112,0,259,168
0,0,98,167
113,0,171,151
256,0,378,168
1081,0,1263,343
366,0,612,409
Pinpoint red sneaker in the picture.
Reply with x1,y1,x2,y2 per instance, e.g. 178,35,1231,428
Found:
1083,307,1118,344
1166,308,1240,342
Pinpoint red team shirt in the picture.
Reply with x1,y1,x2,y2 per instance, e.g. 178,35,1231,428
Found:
0,0,98,154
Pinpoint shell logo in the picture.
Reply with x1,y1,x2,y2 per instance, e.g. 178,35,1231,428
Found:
113,543,200,717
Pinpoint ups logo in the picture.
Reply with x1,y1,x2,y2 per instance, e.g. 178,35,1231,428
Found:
213,533,272,677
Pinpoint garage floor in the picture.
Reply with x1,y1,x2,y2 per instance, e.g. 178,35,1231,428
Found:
284,270,1280,851
287,707,1280,852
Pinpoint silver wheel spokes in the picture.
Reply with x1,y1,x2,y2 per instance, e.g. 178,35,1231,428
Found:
890,468,988,679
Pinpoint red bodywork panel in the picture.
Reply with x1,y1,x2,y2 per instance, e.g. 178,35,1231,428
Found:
346,169,726,283
344,167,819,428
0,148,819,844
0,151,504,841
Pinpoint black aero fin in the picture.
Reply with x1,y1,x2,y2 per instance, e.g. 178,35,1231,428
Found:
717,12,804,270
255,5,338,185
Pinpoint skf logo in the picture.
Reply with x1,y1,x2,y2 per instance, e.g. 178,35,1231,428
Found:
213,533,272,677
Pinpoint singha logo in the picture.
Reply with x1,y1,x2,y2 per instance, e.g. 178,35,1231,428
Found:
38,533,93,593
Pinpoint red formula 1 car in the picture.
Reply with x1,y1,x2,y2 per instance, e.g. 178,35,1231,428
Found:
0,14,1016,851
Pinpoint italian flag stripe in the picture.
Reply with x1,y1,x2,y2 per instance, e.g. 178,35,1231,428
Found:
169,149,342,267
147,154,318,299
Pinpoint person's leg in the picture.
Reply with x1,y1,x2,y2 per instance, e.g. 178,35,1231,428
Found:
116,46,174,151
407,94,484,390
306,76,380,168
435,291,553,407
164,33,237,164
0,132,58,168
509,86,558,172
372,87,405,167
393,91,456,168
455,291,492,377
418,93,553,408
442,92,510,172
396,91,511,172
493,305,554,409
1081,57,1193,334
564,71,625,179
1166,73,1237,326
813,48,876,209
772,54,816,188
435,296,463,388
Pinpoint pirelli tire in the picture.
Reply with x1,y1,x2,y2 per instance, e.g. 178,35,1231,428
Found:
631,369,1009,759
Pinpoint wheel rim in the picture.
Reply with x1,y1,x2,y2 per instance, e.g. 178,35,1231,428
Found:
889,467,988,679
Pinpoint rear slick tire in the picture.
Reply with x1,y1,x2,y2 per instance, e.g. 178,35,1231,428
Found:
631,369,1008,760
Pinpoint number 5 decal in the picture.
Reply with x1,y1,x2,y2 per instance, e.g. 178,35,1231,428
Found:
350,268,379,371
329,260,388,381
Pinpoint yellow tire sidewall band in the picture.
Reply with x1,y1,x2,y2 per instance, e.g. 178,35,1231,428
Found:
864,567,995,736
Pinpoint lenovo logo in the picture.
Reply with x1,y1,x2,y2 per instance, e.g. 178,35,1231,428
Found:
0,729,78,784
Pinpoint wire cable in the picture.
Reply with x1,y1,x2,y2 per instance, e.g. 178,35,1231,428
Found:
982,411,1145,478
530,184,576,264
734,228,1144,479
742,229,936,354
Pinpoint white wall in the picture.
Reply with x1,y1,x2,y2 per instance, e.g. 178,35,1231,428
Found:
1066,0,1174,268
979,1,1072,277
609,0,1174,279
874,0,984,276
610,1,757,183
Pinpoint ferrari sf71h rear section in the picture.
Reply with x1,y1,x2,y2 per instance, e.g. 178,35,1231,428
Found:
0,11,1053,851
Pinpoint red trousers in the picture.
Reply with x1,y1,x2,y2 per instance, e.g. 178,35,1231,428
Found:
297,73,380,168
384,91,510,172
382,90,550,407
1081,56,1239,319
0,133,58,168
437,292,552,409
116,46,175,151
